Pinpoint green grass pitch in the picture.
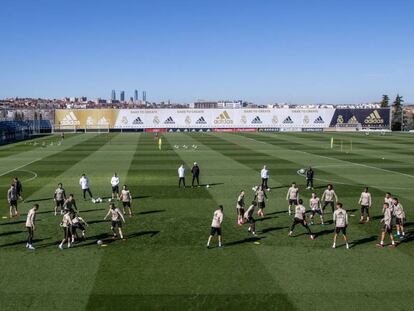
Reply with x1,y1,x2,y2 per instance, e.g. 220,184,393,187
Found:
0,132,413,311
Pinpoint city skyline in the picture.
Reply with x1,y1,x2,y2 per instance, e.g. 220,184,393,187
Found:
0,0,413,104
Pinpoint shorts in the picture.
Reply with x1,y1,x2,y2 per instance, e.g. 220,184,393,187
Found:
258,201,265,209
56,200,64,208
112,186,119,193
382,224,392,234
63,227,71,239
312,209,323,215
335,226,347,235
396,218,404,226
122,201,131,208
360,205,369,214
73,223,85,231
210,227,222,236
112,220,122,228
289,199,298,206
9,200,17,207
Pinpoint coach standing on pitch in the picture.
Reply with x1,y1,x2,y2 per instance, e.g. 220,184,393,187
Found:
178,164,186,188
306,167,314,189
261,165,269,190
79,173,93,200
191,162,200,187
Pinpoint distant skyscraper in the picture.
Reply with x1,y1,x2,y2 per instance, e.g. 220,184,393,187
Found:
134,89,139,101
111,90,116,101
120,91,125,102
142,91,147,102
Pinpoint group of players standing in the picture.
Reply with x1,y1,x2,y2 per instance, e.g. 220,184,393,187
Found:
207,166,407,249
16,172,133,250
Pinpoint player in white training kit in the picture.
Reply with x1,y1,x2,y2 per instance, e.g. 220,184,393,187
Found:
322,184,338,214
392,198,406,238
59,208,73,250
261,165,270,190
286,182,299,215
358,187,372,223
236,190,245,225
309,192,324,225
255,185,267,217
54,183,66,216
104,203,126,240
25,204,39,250
119,185,133,217
207,205,224,248
288,199,314,239
244,201,258,236
111,172,120,200
332,202,350,249
376,202,396,248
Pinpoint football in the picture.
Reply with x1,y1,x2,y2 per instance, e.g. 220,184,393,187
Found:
299,168,306,174
97,240,103,245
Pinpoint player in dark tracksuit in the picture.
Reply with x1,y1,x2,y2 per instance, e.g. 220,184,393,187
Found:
306,167,314,189
191,162,200,187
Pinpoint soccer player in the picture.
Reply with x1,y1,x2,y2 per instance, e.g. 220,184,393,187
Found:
393,198,406,238
286,182,299,215
178,164,186,188
59,208,73,250
53,183,66,216
25,203,39,250
261,165,270,190
63,194,78,216
71,214,88,242
244,201,258,235
288,199,314,239
306,167,314,189
376,202,396,248
191,162,200,187
384,192,393,213
321,184,338,214
236,190,245,225
309,192,324,225
7,183,19,218
79,173,93,200
14,177,23,201
207,205,224,248
104,203,126,240
254,185,267,217
358,187,372,223
332,202,350,249
111,172,120,200
120,185,133,217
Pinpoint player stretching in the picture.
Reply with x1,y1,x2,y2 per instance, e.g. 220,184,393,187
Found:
120,185,133,217
358,187,372,223
25,204,39,250
322,184,338,214
111,172,120,200
236,190,246,225
309,192,324,225
54,183,66,216
376,202,396,248
332,203,350,249
255,185,267,217
207,205,224,248
104,203,126,240
7,183,19,218
393,198,406,238
286,182,299,215
288,199,314,239
59,208,73,250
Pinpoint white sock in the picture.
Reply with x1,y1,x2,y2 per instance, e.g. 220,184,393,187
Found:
380,240,384,245
392,240,395,245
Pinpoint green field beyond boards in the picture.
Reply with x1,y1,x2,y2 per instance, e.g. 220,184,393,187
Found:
0,132,413,311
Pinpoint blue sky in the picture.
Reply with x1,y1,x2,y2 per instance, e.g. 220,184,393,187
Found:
1,0,413,104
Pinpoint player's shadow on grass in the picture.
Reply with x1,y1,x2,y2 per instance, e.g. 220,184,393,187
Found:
0,230,25,237
225,236,263,247
314,228,335,237
199,183,224,187
74,231,160,248
256,215,279,222
261,226,288,234
132,195,152,200
269,185,289,190
350,235,377,248
266,211,287,216
138,209,165,215
0,238,49,248
87,219,107,225
80,208,106,213
0,220,29,226
25,197,53,203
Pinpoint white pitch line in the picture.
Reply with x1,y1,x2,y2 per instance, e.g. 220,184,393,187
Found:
0,158,41,177
297,150,414,179
18,170,38,182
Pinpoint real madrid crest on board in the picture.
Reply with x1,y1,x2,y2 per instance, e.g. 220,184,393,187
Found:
240,115,247,124
272,115,278,124
185,115,191,125
303,115,309,124
153,116,160,125
337,115,344,124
